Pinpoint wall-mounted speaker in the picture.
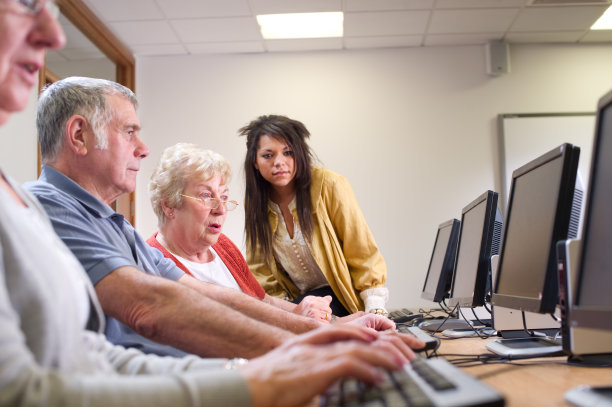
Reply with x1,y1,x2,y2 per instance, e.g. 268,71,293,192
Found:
485,40,510,76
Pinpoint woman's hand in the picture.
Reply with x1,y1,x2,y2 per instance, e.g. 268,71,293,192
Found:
336,313,426,359
240,324,404,407
293,295,333,322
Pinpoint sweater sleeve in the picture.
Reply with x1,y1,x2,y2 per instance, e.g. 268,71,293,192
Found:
0,274,251,407
322,171,387,293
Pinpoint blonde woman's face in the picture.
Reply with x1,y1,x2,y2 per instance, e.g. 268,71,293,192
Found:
174,175,229,250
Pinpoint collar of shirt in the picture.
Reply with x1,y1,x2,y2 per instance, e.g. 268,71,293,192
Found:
39,165,116,220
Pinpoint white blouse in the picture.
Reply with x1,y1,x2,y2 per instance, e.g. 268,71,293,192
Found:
270,199,328,294
174,248,243,292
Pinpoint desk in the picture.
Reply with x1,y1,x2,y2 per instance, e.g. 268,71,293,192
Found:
434,336,612,406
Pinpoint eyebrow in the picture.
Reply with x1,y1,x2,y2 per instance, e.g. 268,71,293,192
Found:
195,185,229,194
124,122,141,131
259,145,290,152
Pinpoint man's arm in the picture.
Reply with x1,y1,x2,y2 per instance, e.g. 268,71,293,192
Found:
96,265,294,359
178,275,324,334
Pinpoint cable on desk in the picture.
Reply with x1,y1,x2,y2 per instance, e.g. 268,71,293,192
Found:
439,299,457,318
457,307,496,339
417,307,445,320
469,306,492,328
439,352,572,367
521,311,561,340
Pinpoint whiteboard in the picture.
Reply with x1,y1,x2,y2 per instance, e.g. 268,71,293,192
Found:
499,113,596,209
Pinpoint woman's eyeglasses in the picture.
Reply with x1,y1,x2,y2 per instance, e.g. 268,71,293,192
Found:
180,194,239,211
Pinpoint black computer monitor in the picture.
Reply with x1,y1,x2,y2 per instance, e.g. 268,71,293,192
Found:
421,219,461,303
449,190,503,308
492,143,581,315
571,89,612,331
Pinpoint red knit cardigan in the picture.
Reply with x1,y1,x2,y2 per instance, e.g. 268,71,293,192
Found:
147,232,265,300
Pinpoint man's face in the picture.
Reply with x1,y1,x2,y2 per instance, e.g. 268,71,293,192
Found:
0,0,65,124
86,94,149,204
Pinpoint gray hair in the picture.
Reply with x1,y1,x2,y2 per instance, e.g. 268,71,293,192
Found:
37,76,137,164
149,143,232,228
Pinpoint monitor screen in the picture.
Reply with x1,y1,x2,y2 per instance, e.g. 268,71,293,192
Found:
449,190,503,308
421,219,461,303
572,89,612,330
493,143,580,314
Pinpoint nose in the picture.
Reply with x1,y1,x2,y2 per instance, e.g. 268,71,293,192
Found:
212,199,228,214
273,154,285,167
134,135,150,159
30,3,67,51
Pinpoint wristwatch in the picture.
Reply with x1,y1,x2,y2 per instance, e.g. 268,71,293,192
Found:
224,358,248,370
370,308,388,317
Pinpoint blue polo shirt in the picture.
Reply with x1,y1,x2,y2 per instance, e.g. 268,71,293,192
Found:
26,166,189,357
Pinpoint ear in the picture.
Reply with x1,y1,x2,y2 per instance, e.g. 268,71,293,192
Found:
161,200,175,218
253,161,259,171
65,115,91,156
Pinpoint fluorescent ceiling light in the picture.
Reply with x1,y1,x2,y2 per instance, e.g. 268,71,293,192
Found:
591,5,612,29
257,12,343,39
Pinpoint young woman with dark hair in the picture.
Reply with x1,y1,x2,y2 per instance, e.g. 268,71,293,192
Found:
240,115,390,317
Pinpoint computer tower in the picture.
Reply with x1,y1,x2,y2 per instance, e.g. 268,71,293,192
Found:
557,239,612,361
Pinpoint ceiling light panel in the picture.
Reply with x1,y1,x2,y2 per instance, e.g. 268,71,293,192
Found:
591,5,612,28
257,12,343,39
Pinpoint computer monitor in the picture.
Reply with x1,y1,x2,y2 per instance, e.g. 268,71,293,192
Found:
421,219,461,303
449,190,503,308
571,89,612,331
492,143,581,315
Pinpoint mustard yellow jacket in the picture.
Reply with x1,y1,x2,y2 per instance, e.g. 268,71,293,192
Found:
246,167,387,313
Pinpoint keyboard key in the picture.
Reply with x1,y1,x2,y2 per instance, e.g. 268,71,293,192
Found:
411,358,456,391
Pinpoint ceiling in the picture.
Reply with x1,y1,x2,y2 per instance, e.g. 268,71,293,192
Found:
50,0,612,61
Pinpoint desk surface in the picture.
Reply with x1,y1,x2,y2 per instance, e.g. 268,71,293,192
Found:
434,335,612,407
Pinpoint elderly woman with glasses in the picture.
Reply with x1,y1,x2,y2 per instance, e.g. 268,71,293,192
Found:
148,143,334,320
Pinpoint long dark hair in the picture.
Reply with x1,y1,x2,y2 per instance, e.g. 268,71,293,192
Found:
239,115,314,259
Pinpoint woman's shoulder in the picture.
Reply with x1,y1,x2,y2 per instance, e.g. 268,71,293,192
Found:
312,166,350,190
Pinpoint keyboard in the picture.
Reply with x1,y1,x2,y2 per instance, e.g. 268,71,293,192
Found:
397,325,438,351
320,356,505,406
388,308,418,324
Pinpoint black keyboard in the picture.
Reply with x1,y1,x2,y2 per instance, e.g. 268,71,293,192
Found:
397,325,438,351
321,357,505,407
388,308,417,324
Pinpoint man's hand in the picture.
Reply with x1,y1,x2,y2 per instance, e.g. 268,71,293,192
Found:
293,295,333,322
240,325,403,407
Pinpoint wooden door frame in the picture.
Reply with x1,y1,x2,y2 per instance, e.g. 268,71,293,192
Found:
40,0,137,225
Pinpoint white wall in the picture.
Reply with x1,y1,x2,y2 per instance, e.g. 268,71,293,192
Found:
0,88,38,184
2,43,611,310
135,43,612,309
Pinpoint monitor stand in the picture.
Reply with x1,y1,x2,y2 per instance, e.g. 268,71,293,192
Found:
568,353,612,367
486,335,564,358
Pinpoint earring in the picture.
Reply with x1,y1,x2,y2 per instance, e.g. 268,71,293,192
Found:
168,211,174,217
